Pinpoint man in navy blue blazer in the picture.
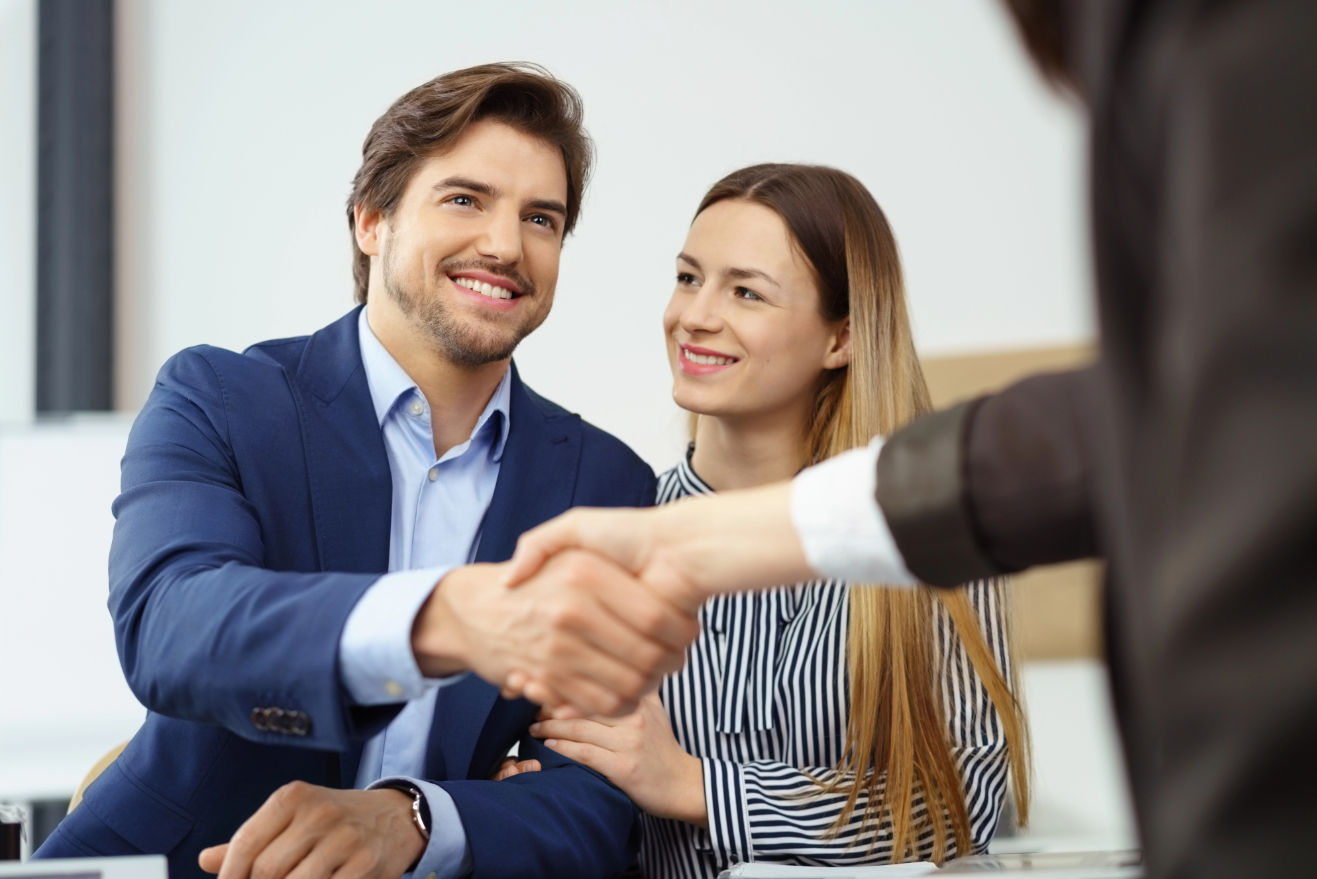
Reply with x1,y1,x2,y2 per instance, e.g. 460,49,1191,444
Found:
36,64,698,879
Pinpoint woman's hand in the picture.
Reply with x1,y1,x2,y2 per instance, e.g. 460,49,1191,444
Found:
530,694,708,827
491,757,542,780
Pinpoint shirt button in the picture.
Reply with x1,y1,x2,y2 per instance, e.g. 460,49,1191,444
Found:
427,467,439,482
410,400,424,417
385,681,403,698
424,874,437,879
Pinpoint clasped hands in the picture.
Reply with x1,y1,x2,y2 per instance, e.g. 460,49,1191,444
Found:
415,479,808,718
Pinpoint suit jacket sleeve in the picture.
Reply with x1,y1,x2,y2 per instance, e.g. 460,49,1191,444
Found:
877,367,1100,587
439,737,639,879
110,349,391,751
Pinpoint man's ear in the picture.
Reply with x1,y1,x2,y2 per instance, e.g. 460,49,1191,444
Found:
822,317,852,370
354,203,384,257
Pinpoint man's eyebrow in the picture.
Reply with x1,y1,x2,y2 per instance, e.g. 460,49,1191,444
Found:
433,176,500,198
526,198,567,217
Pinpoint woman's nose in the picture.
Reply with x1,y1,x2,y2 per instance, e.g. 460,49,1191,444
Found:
680,287,724,334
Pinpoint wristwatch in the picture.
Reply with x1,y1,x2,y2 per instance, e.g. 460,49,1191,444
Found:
377,781,430,869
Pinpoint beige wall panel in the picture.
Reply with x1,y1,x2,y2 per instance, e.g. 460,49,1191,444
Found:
921,344,1102,659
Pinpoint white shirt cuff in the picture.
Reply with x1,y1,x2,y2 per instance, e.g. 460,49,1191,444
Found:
789,437,918,585
369,776,472,879
339,567,468,705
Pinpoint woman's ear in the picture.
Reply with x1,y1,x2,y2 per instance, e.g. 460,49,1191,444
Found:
354,203,384,257
822,317,852,370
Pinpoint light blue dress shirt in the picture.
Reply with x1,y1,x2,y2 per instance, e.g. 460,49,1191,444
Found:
337,307,512,879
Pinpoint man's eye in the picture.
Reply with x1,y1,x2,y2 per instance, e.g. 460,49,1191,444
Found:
528,214,557,229
450,195,475,207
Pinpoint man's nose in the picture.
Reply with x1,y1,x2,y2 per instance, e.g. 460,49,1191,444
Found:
475,209,523,265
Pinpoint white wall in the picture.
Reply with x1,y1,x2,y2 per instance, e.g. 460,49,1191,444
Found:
1016,660,1137,846
0,0,35,425
115,0,1089,467
0,419,144,801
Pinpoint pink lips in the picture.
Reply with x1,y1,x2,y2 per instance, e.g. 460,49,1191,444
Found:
677,343,739,376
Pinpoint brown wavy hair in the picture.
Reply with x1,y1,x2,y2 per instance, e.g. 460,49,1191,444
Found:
346,62,593,302
693,164,1031,862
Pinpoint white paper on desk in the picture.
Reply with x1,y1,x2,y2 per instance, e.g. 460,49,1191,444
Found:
718,862,938,878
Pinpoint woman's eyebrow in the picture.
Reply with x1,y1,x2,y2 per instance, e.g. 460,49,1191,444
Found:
725,266,779,287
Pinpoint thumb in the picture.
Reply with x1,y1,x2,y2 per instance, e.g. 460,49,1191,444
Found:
503,516,583,588
198,844,228,874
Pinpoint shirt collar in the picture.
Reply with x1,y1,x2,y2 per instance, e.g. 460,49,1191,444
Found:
357,307,512,461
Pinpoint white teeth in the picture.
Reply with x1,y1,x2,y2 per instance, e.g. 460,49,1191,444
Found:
453,277,514,300
683,348,734,366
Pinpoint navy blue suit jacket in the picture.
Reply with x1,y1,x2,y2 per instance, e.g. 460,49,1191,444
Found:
36,308,656,879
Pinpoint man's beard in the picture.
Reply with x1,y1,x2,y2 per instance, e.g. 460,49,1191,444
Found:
382,241,545,369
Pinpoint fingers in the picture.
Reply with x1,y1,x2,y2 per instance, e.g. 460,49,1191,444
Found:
585,559,701,656
529,551,689,702
504,514,583,588
530,717,615,745
218,783,299,879
282,829,356,879
248,827,318,879
539,738,617,777
199,844,228,874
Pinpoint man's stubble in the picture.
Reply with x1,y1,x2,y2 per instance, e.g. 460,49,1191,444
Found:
381,231,550,369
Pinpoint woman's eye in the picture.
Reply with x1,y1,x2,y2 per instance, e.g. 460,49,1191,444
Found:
734,286,763,302
676,272,699,286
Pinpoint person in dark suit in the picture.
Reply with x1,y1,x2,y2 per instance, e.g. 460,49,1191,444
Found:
34,63,698,879
503,3,1317,878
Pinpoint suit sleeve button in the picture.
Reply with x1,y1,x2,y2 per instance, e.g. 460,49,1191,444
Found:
289,711,312,736
251,707,269,731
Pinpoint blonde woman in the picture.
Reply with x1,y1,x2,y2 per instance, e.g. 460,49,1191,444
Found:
529,164,1029,877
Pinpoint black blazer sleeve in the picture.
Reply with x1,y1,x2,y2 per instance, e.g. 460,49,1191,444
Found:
876,367,1100,587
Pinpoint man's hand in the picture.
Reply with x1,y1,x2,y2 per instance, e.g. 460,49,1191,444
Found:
411,551,699,717
198,783,422,879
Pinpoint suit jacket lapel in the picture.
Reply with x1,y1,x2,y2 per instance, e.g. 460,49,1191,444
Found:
427,364,582,781
292,306,392,576
288,307,391,787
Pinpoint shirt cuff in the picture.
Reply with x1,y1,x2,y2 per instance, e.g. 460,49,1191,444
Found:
701,757,751,868
369,776,472,879
339,566,468,705
789,438,919,585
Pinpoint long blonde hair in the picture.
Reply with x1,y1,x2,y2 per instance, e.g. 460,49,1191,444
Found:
692,165,1030,862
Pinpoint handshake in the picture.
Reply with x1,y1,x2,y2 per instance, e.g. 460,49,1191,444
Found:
411,479,812,717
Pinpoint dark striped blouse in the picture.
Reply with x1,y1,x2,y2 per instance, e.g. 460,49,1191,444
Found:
639,454,1013,879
